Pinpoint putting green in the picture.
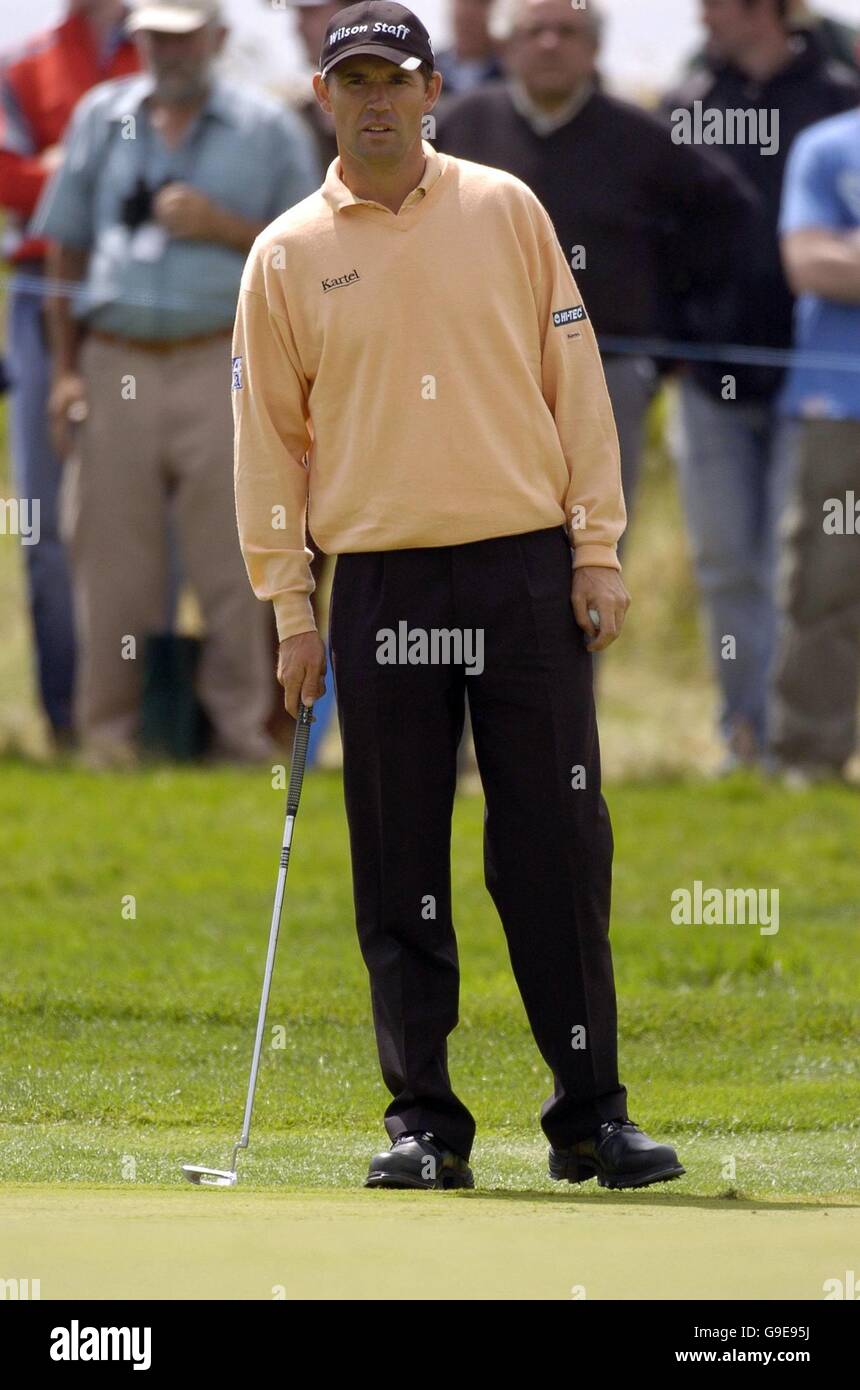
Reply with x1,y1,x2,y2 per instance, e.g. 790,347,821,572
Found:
2,1187,855,1300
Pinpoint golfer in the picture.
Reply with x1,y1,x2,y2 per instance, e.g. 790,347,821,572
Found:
233,0,684,1191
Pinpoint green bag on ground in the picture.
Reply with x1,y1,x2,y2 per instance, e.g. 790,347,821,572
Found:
139,633,212,763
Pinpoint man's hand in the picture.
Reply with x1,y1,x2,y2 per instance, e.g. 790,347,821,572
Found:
277,631,327,719
48,371,88,459
154,182,222,241
153,183,263,251
40,144,65,175
572,566,630,652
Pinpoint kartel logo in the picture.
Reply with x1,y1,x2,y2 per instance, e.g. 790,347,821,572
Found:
321,268,361,293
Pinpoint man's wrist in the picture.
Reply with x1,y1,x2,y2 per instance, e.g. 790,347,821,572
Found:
572,543,622,572
209,203,246,249
275,599,318,644
211,202,264,252
53,357,80,380
207,202,230,244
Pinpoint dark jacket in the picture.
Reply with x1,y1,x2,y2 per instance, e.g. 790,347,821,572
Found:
435,82,759,353
664,31,860,402
291,94,338,175
808,15,860,71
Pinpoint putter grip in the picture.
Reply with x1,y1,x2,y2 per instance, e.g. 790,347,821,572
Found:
286,703,314,816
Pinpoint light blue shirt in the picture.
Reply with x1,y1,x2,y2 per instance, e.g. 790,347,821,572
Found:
778,107,860,421
32,73,321,340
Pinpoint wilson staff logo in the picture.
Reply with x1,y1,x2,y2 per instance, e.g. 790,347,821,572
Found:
322,269,361,293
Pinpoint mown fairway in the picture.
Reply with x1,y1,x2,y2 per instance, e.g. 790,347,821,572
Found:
2,764,858,1173
1,763,857,1297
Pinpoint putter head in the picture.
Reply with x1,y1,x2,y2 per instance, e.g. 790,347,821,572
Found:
181,1163,237,1188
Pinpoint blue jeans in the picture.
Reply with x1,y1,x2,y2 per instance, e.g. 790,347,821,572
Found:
8,272,76,732
670,375,799,752
602,354,659,535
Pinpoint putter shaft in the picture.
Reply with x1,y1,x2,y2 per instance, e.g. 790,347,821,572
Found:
182,703,314,1186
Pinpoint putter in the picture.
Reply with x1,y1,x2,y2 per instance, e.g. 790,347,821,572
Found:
182,702,315,1188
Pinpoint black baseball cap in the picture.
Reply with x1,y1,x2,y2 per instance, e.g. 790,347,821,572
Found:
320,2,435,81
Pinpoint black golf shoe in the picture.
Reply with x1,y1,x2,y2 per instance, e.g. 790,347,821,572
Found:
549,1119,685,1190
365,1131,474,1190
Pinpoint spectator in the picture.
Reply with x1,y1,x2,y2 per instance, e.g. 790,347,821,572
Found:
770,101,860,784
690,1,860,72
434,0,504,98
278,2,340,609
787,3,859,69
32,0,321,769
255,2,340,757
0,1,139,753
281,0,341,169
663,0,859,771
436,0,758,527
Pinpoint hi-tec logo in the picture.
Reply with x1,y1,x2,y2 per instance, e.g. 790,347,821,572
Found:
553,305,587,327
322,268,361,293
328,21,411,45
50,1321,151,1371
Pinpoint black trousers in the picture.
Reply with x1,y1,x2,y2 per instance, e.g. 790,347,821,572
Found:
329,524,628,1159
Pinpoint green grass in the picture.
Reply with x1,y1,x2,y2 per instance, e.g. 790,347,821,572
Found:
1,764,857,1195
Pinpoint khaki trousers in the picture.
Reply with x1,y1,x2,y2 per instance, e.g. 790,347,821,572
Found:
771,419,860,771
59,334,272,757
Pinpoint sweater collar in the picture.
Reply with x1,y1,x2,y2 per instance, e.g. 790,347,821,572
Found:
507,77,595,136
321,139,443,214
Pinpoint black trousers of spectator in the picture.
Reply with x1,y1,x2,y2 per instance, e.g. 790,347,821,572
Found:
329,524,628,1160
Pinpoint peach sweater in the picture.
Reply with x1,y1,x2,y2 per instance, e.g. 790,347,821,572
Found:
232,139,625,640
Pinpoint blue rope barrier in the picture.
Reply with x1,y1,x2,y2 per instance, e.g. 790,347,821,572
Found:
3,268,859,374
